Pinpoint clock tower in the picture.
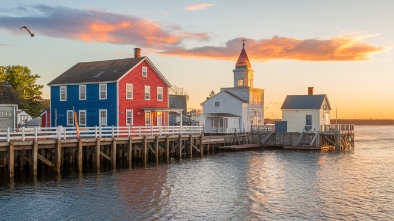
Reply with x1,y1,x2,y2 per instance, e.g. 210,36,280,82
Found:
233,39,254,88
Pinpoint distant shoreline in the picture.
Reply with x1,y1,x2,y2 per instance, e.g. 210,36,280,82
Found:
264,119,394,125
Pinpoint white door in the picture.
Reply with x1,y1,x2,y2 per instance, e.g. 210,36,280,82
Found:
157,112,163,126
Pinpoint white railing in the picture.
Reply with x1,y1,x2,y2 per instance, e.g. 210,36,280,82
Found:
321,124,354,134
0,125,204,142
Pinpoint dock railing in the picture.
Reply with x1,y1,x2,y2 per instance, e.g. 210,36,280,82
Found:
321,124,354,134
0,125,204,142
251,124,275,133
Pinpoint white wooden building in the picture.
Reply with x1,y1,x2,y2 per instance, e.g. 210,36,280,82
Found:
201,41,264,133
281,87,331,133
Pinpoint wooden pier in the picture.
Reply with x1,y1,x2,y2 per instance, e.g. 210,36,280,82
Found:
0,133,229,178
259,124,355,150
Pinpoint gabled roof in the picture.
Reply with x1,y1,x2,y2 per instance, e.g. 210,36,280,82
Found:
281,94,331,110
200,90,248,105
48,57,171,87
0,84,18,105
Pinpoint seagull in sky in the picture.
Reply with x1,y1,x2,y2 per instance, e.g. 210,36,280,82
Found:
20,26,34,37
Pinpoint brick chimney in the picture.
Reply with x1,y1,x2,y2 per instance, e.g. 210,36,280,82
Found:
134,48,141,58
308,87,314,95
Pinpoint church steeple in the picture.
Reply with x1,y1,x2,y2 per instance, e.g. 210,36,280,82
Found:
233,39,254,88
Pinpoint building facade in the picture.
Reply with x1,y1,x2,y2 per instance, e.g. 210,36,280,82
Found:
201,41,265,133
48,48,172,127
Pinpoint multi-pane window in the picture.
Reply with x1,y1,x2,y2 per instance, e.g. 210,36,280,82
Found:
99,109,107,126
144,86,150,100
157,87,163,101
99,84,107,99
238,79,244,86
145,111,151,125
67,110,74,126
79,110,86,126
215,102,220,107
126,110,133,125
79,85,86,100
60,86,67,101
126,83,133,99
142,66,147,77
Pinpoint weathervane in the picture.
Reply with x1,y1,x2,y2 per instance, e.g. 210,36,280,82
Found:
242,38,246,48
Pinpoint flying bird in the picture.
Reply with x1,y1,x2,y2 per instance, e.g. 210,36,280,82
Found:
20,26,34,37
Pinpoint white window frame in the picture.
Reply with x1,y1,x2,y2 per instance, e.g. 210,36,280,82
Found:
67,110,74,126
99,109,107,126
144,85,150,100
145,111,151,125
79,85,86,100
157,87,163,101
79,110,86,126
99,84,107,100
126,83,133,99
142,66,147,77
126,109,133,126
60,86,67,101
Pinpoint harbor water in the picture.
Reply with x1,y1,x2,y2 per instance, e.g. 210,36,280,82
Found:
1,125,393,220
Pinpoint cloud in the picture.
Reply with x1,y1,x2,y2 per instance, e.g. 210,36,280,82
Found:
184,4,214,11
161,35,383,61
0,5,209,50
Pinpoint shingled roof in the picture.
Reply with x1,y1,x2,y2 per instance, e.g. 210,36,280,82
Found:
0,84,18,104
48,57,171,86
281,95,331,110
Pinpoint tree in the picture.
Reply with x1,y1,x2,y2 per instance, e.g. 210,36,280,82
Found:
169,84,189,101
0,65,44,117
206,90,215,100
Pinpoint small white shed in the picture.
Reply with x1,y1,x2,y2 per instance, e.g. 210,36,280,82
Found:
281,88,331,133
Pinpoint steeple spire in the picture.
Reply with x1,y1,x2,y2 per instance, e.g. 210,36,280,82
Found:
235,39,251,67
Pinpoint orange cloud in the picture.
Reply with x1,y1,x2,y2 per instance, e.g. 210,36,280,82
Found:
184,4,214,11
0,5,209,50
161,35,383,61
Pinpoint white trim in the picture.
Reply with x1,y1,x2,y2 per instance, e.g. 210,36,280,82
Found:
144,85,150,100
157,87,163,101
49,81,117,87
99,83,107,100
99,109,107,126
126,83,133,99
79,85,86,100
67,110,74,126
60,86,67,101
79,110,86,126
126,109,133,126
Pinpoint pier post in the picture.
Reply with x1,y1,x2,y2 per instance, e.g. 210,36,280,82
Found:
55,140,62,174
127,138,133,166
78,139,83,172
95,138,101,170
178,134,182,160
112,139,117,168
143,136,148,164
165,135,170,163
56,140,61,174
155,136,159,164
9,142,14,178
189,134,193,160
33,141,38,176
199,134,203,158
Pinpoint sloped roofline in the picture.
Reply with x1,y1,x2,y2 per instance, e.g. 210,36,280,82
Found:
281,94,331,110
200,90,248,105
117,57,171,87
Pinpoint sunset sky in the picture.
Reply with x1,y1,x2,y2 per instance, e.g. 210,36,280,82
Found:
1,1,393,119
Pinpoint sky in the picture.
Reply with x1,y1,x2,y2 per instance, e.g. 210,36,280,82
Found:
1,0,393,119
